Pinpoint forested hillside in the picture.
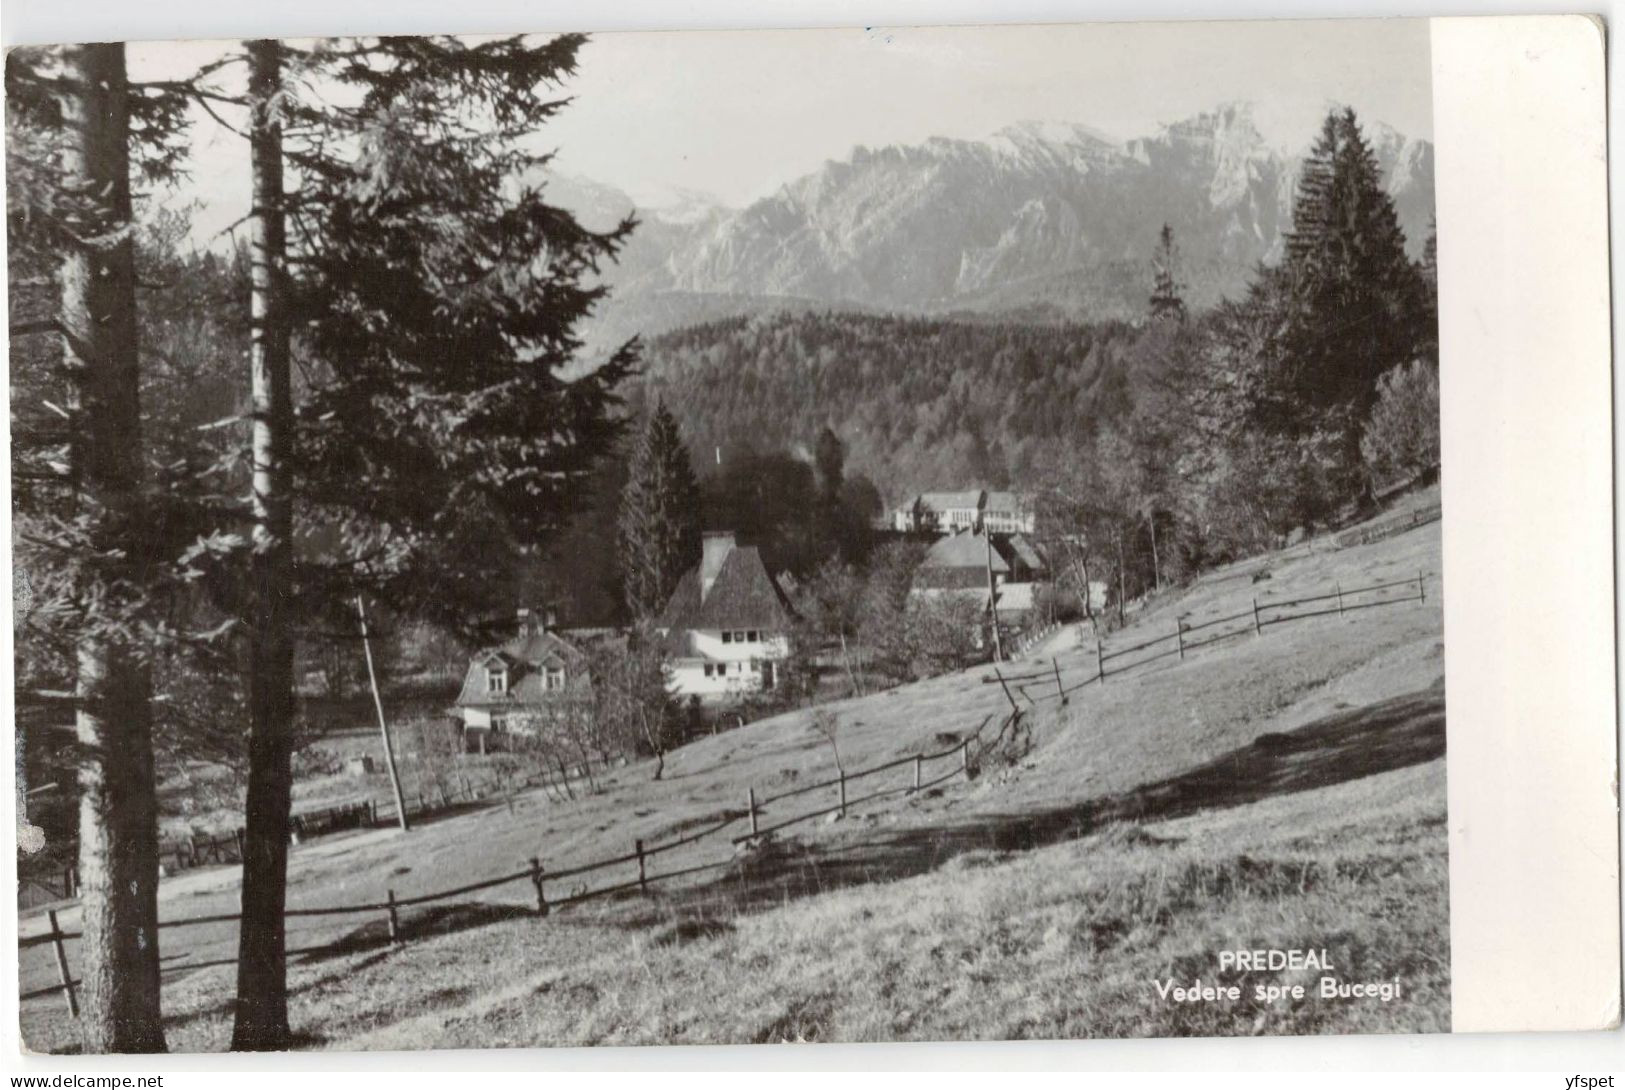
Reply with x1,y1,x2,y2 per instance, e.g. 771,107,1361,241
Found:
632,312,1158,503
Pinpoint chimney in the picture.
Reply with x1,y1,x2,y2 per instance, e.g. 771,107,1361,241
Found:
517,607,551,638
701,531,735,601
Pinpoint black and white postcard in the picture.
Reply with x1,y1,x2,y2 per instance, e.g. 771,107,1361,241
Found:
7,12,1618,1059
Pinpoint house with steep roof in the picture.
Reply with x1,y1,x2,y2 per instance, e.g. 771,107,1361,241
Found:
452,608,589,751
913,528,1010,591
656,531,794,701
998,532,1050,582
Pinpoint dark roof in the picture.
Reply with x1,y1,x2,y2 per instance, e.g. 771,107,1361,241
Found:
453,628,587,709
1000,533,1047,572
657,543,792,654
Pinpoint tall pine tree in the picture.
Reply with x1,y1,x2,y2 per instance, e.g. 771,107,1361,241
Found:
8,43,189,1053
1148,222,1186,322
1203,107,1432,518
1277,108,1430,428
617,403,701,618
151,34,638,1048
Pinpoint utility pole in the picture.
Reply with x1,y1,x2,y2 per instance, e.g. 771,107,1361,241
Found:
356,596,410,832
984,521,1004,662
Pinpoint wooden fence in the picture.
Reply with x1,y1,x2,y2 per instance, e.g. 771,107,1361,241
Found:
985,571,1430,701
1335,504,1441,549
21,568,1432,1018
19,706,1022,1017
34,801,381,907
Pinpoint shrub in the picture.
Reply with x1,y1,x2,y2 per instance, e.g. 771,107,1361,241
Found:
1361,360,1440,487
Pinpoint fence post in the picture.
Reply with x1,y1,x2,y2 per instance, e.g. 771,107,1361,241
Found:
386,888,400,943
1252,598,1262,636
636,839,647,892
993,667,1019,713
913,753,922,792
1418,571,1426,602
530,857,548,917
1336,583,1344,615
1175,621,1185,661
1053,657,1067,705
839,770,847,816
1096,640,1106,685
47,909,77,1018
747,788,758,837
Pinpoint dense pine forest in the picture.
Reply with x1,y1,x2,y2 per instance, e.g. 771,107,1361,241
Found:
633,313,1149,504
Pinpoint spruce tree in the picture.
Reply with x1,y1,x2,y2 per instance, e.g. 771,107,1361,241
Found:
148,34,638,1048
617,404,701,618
1278,107,1430,426
1148,222,1186,322
7,44,189,1053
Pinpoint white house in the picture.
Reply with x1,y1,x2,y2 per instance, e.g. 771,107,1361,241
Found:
656,531,793,702
982,491,1037,534
891,489,1037,535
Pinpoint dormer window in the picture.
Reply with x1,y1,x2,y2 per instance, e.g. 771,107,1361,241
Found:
545,668,564,692
487,669,507,695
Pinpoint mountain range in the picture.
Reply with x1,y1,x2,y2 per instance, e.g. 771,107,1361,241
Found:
557,102,1435,351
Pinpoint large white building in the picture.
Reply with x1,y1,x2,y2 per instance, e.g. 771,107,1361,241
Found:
892,489,1037,534
656,532,794,702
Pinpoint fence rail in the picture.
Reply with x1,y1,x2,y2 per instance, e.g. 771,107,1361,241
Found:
22,565,1433,1019
1088,571,1428,682
20,702,1019,1018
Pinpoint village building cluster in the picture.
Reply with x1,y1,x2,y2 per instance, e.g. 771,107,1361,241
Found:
452,490,1061,750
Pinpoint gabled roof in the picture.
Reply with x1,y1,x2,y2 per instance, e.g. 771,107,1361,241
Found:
657,543,792,654
1001,533,1047,572
918,490,984,512
454,628,587,709
920,530,1010,573
983,491,1030,513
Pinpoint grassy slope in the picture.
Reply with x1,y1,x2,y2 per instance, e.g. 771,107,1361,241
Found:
21,488,1446,1050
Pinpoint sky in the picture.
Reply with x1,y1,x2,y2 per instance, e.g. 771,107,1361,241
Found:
126,18,1434,244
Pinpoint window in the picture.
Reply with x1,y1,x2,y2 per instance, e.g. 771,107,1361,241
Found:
747,630,760,642
487,669,507,695
545,668,564,692
491,715,508,733
703,663,717,678
721,630,733,644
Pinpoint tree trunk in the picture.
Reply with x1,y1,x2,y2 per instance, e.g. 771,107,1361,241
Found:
58,42,167,1055
838,631,862,697
232,40,296,1052
1147,512,1161,591
1114,530,1127,628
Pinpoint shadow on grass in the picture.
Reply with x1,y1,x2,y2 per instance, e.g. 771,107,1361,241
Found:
156,901,536,1039
654,680,1445,917
299,901,538,962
